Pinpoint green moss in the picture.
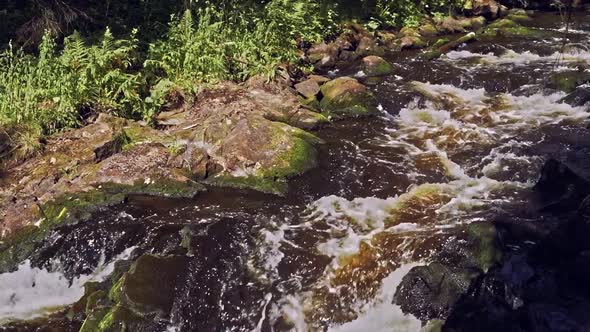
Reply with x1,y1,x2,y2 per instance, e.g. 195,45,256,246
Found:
365,60,394,77
506,13,533,24
98,308,116,331
109,276,126,303
208,175,288,195
0,226,42,273
40,191,128,229
320,77,378,116
300,95,321,112
0,190,127,273
86,290,108,314
100,178,206,198
486,18,519,29
259,126,319,178
466,222,502,272
121,123,173,149
483,19,551,38
432,38,450,48
550,71,590,93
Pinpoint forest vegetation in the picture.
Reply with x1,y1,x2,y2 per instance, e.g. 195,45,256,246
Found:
0,0,544,161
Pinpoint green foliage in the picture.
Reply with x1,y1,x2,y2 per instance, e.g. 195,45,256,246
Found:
0,0,465,158
368,0,467,29
146,1,335,90
0,28,144,137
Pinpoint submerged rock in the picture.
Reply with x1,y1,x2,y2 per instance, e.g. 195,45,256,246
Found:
319,77,378,117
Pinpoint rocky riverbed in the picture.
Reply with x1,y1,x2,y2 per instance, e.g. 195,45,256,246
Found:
1,2,590,332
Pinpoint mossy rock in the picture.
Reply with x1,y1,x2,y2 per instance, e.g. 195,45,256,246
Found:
207,174,289,195
0,191,127,273
118,254,187,316
360,55,394,77
100,178,206,199
432,37,450,48
319,77,378,117
486,18,519,29
465,222,502,272
209,124,320,195
550,71,590,93
419,23,439,37
483,19,551,38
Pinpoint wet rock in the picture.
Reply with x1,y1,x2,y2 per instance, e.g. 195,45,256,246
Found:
308,42,338,69
119,254,188,316
308,75,331,85
482,18,552,38
307,25,383,69
295,79,321,99
469,0,503,19
419,23,439,37
356,35,385,57
360,55,394,76
533,159,590,213
549,70,590,93
424,32,477,60
395,263,478,321
561,86,590,108
399,27,426,49
436,16,485,34
505,8,533,23
319,77,378,117
394,221,501,322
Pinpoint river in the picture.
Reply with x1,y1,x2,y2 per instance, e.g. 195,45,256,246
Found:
1,10,590,332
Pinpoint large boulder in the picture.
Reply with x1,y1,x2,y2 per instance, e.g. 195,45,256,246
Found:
549,70,590,93
360,55,394,76
468,0,504,19
394,221,502,322
294,79,321,99
395,263,478,321
533,159,590,213
561,86,590,108
319,77,378,117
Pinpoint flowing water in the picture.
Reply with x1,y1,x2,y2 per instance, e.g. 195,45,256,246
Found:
2,11,590,332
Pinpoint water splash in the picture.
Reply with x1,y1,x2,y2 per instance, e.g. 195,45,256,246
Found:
0,247,135,321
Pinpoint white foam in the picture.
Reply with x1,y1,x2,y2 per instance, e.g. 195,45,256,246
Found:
329,263,422,332
0,247,135,321
445,49,590,65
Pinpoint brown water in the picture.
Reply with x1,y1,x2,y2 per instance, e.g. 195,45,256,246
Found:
1,11,590,332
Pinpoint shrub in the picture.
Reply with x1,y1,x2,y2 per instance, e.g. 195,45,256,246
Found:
0,28,144,136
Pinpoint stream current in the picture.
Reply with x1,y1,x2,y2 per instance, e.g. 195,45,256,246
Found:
1,11,590,332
